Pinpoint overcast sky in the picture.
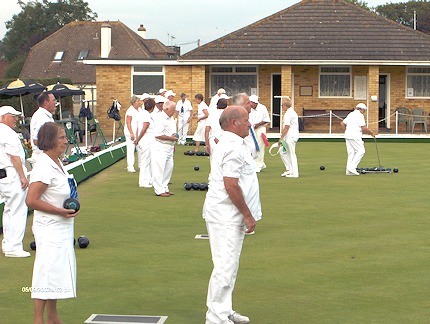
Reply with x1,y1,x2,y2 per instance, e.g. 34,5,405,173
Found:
1,0,402,54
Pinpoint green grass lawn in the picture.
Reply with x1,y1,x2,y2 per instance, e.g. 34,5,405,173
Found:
1,141,430,324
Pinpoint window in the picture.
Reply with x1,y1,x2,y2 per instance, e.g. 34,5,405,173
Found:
406,67,430,98
78,50,89,60
210,66,257,96
319,66,351,97
132,65,164,95
53,51,64,61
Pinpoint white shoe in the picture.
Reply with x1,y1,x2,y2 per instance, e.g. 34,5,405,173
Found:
127,168,136,173
229,311,250,324
5,250,31,258
346,169,359,176
285,174,299,178
281,171,291,177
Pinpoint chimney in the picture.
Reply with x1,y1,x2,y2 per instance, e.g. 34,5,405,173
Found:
137,24,147,39
100,22,111,58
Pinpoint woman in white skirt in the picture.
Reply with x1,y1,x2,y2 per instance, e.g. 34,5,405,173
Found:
135,98,156,188
26,122,80,324
192,94,209,153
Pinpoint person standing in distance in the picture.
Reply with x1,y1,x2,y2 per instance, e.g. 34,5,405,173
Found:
341,103,375,176
151,100,178,197
203,106,262,324
278,97,300,178
175,93,193,145
0,106,30,258
30,92,57,163
124,95,142,173
248,95,270,172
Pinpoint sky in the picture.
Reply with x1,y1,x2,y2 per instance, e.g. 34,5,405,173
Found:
1,0,402,54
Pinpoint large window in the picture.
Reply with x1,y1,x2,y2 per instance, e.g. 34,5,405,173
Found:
132,65,164,95
406,67,430,98
319,66,351,97
210,66,257,96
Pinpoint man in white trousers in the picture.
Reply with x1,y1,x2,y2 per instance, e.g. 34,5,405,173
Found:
341,103,375,175
0,106,30,257
278,97,300,178
203,105,262,324
175,93,193,145
151,101,177,197
249,95,270,172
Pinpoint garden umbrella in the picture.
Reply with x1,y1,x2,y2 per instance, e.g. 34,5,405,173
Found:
0,79,45,116
46,83,84,119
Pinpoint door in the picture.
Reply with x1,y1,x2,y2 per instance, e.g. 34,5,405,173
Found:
271,74,281,129
378,75,390,129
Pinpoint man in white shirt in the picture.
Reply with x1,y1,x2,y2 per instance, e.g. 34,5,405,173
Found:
30,92,57,162
209,88,226,111
175,93,193,145
341,103,375,176
203,105,261,324
151,100,178,197
0,106,30,258
278,97,300,178
249,95,271,172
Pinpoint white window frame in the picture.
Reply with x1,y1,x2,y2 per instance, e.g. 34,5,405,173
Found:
77,50,89,61
210,65,258,96
319,66,352,98
53,51,64,61
406,66,430,99
132,65,165,96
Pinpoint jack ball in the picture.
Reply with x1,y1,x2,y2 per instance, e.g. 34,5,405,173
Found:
393,168,399,173
194,166,200,171
320,166,325,170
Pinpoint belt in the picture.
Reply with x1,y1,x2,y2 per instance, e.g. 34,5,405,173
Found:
155,139,175,146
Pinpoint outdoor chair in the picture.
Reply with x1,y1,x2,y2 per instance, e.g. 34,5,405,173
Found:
395,107,411,132
411,108,428,133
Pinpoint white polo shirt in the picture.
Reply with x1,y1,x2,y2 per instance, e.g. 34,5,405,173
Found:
153,111,176,143
283,107,299,140
124,106,141,137
206,109,224,141
343,109,366,140
175,99,193,121
30,107,54,153
249,103,270,126
30,153,73,224
0,123,27,180
203,131,262,225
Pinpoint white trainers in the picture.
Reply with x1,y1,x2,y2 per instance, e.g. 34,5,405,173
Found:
127,168,136,173
5,250,31,258
346,169,359,176
228,311,250,324
281,171,291,177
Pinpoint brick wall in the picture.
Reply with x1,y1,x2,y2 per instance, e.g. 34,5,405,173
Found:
96,65,131,138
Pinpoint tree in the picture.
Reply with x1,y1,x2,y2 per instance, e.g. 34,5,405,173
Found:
0,0,97,62
346,0,371,10
375,0,430,32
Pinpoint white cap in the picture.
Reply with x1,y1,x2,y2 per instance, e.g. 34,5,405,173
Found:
249,95,259,103
159,88,167,94
0,105,22,116
140,93,150,101
218,93,229,101
164,90,176,98
217,88,226,95
356,103,367,110
155,95,168,103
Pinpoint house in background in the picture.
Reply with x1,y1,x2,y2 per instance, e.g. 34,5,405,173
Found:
20,21,176,124
84,0,430,136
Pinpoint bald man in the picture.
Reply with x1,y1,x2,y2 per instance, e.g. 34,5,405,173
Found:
203,106,262,324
